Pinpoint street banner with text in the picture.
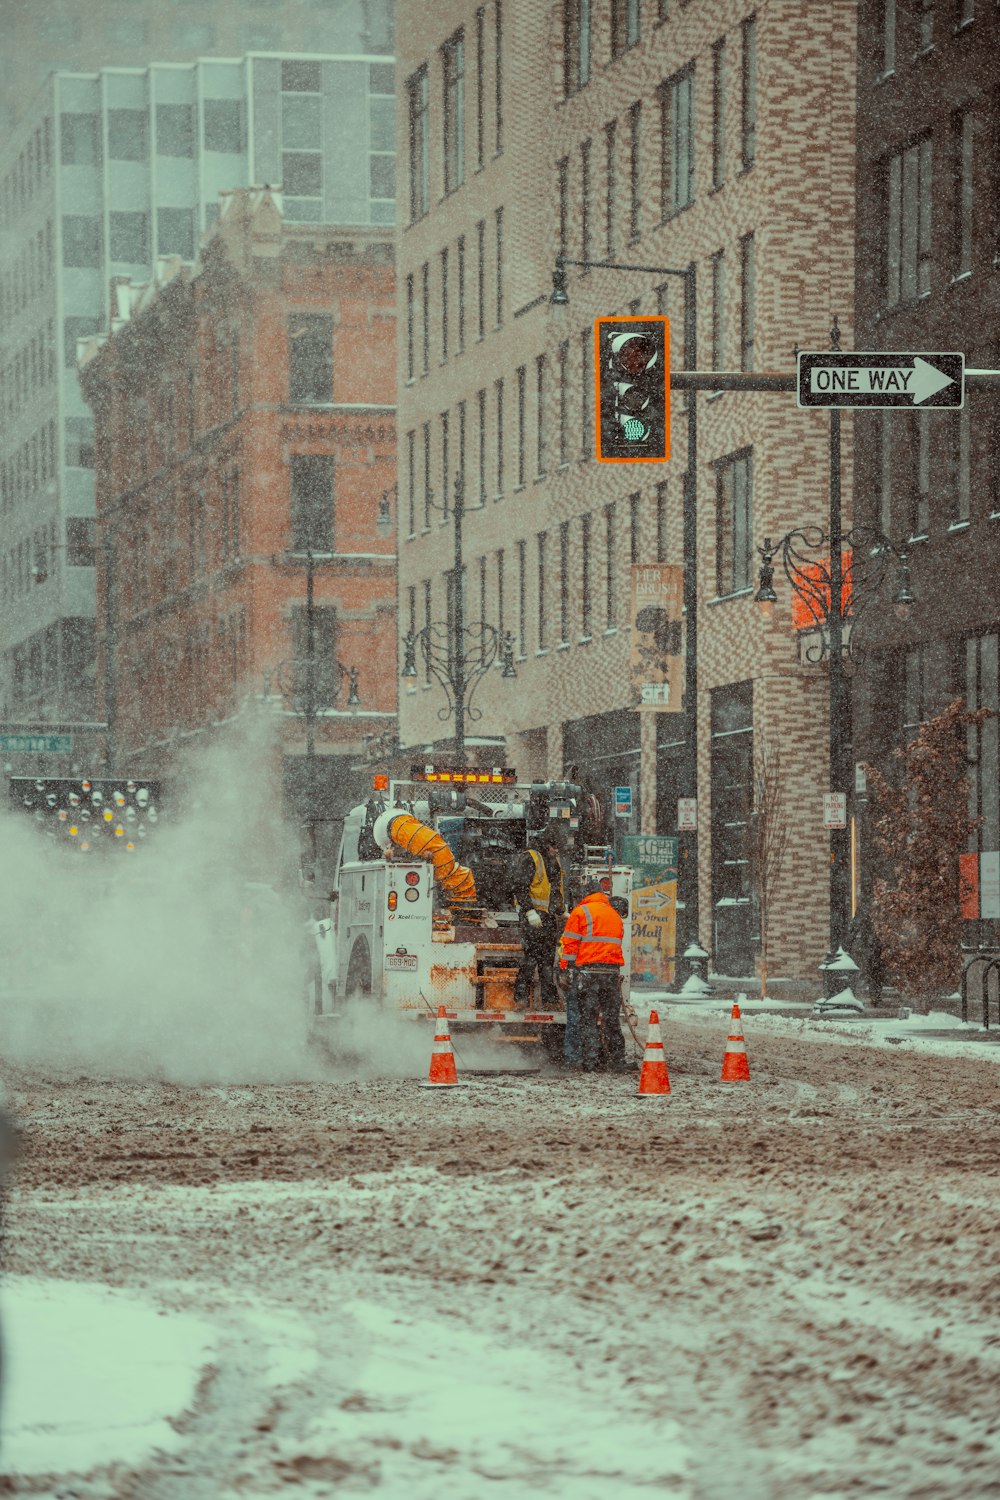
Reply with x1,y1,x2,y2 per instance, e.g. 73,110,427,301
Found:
621,834,678,985
629,564,684,712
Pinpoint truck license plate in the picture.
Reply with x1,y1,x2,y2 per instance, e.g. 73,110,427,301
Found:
385,953,418,971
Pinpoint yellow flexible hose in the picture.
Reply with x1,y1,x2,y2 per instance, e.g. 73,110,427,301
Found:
387,814,478,905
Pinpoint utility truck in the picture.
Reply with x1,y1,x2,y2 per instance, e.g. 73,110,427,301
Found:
319,766,632,1055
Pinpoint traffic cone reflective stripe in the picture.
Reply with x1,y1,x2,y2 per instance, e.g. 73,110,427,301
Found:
720,1001,751,1082
420,1005,464,1088
637,1009,671,1097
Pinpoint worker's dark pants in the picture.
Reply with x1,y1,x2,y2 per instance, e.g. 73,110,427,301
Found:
578,967,627,1072
514,915,560,1008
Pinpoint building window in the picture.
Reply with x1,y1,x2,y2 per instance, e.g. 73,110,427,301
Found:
443,29,465,195
604,502,616,627
711,250,726,371
290,607,340,707
107,109,147,160
881,0,897,73
63,316,101,367
282,151,322,199
966,633,1000,863
712,38,726,189
516,538,527,657
495,0,504,155
496,547,506,632
495,206,504,326
629,492,641,563
559,520,570,643
64,416,94,469
66,516,96,568
475,7,486,170
628,102,641,241
408,66,429,221
611,0,640,57
476,218,486,338
477,388,487,504
109,210,149,264
61,215,101,268
423,580,432,681
661,67,695,216
157,208,195,261
558,340,570,466
422,421,432,527
156,103,195,158
912,412,931,537
440,410,450,517
956,405,970,523
406,429,416,534
885,136,932,306
457,235,466,353
536,354,547,477
604,122,617,259
405,274,414,380
581,512,592,636
288,315,333,403
421,260,430,374
581,138,592,262
495,377,504,496
716,449,753,594
957,0,974,25
564,0,591,96
740,231,755,371
204,98,244,154
879,411,893,535
580,327,591,459
955,107,974,277
741,16,757,168
516,365,526,488
290,454,335,552
440,247,449,361
60,113,101,165
458,399,467,499
917,0,934,51
537,531,548,650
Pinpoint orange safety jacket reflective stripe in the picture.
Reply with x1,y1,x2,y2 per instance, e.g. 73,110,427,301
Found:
558,891,625,969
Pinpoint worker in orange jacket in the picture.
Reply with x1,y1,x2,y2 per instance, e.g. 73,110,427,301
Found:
558,880,630,1073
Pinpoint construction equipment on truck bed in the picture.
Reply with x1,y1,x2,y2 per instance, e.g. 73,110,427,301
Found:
319,765,632,1054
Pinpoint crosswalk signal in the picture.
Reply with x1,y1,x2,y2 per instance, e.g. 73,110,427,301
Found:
595,315,670,463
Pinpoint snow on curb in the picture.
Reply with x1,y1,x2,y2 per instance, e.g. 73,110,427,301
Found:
0,1277,216,1477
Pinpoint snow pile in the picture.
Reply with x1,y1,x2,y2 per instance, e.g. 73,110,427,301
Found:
0,1277,215,1476
0,718,322,1084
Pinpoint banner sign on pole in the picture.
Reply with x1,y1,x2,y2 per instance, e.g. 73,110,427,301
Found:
629,564,684,711
621,834,679,986
614,785,632,818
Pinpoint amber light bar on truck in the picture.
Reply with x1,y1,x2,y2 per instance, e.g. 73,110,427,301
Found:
409,766,517,784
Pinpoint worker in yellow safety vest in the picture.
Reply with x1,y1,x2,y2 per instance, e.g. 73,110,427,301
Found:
512,832,566,1010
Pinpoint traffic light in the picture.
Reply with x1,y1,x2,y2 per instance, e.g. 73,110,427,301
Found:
594,315,670,463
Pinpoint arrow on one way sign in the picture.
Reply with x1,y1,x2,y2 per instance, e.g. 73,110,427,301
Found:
797,351,964,410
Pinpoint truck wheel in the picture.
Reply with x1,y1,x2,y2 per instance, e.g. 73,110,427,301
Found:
346,937,373,1000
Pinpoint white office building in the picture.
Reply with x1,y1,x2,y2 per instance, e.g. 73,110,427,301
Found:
0,49,395,728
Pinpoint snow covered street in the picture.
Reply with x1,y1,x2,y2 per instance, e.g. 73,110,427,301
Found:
3,1013,1000,1498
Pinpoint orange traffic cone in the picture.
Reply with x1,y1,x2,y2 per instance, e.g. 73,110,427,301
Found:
419,1006,466,1088
720,1000,751,1082
636,1010,671,1097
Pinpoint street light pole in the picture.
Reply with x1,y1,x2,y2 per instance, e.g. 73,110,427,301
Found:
551,253,700,951
305,546,317,864
827,321,849,954
453,473,466,767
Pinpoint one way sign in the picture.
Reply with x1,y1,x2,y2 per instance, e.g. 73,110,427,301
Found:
797,351,964,410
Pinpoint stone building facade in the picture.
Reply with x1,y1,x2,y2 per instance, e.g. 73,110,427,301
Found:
79,189,397,873
394,0,858,980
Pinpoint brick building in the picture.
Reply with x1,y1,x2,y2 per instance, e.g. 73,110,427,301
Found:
78,188,397,873
853,0,1000,950
394,0,858,980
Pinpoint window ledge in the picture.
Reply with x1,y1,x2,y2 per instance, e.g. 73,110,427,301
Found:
736,160,756,178
990,511,1000,522
948,270,973,287
659,202,694,227
954,17,975,33
907,533,929,545
513,484,526,495
875,68,896,84
406,532,417,543
556,640,571,651
534,473,548,484
603,626,619,636
914,45,936,59
707,389,726,402
534,648,549,658
708,587,754,605
578,634,593,645
947,519,971,532
420,528,431,536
